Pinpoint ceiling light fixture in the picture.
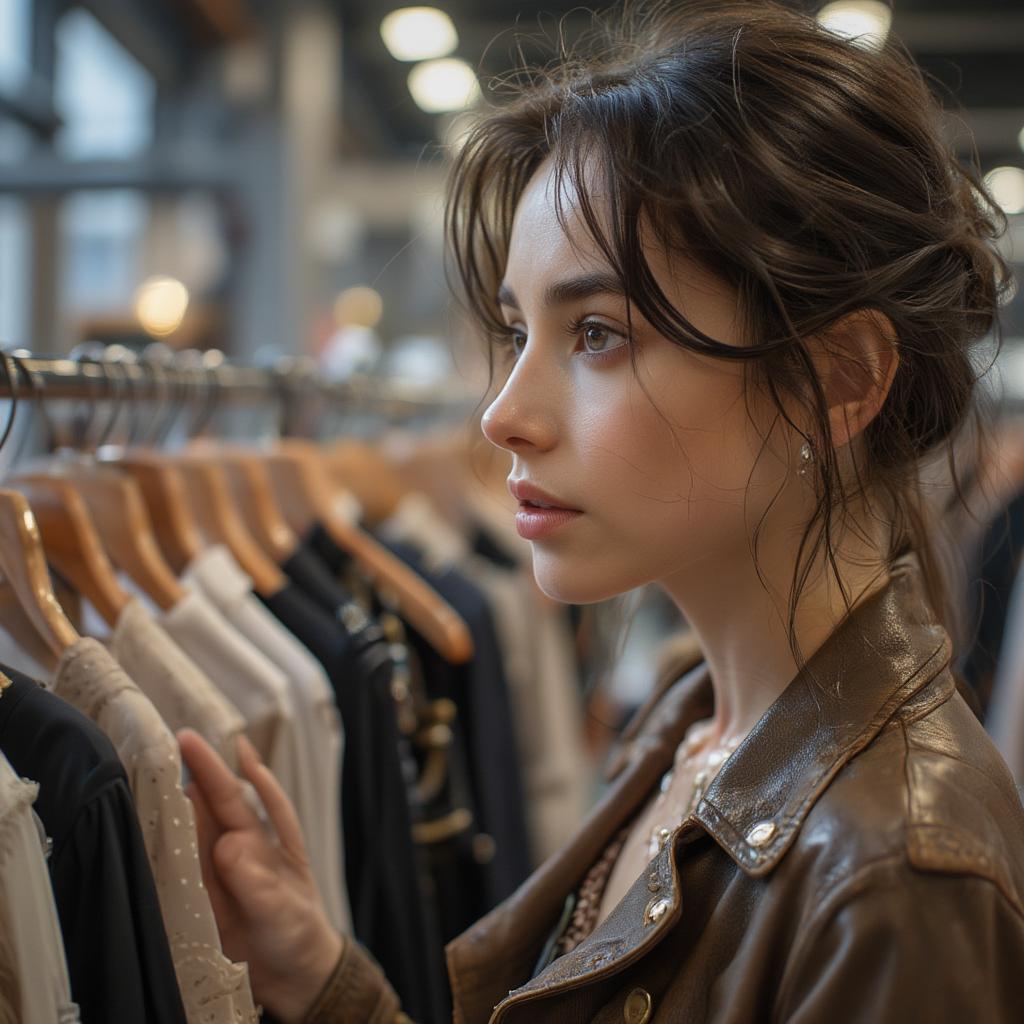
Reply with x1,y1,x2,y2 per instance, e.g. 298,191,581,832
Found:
381,7,457,62
816,1,892,50
408,58,479,114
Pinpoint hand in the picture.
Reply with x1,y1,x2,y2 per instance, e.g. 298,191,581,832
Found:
178,728,343,1024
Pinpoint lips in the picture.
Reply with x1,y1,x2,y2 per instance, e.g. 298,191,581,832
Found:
509,479,583,540
508,479,581,512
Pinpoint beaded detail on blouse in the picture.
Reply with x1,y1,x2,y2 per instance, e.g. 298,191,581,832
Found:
53,639,259,1024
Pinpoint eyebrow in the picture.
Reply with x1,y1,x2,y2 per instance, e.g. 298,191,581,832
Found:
497,271,626,310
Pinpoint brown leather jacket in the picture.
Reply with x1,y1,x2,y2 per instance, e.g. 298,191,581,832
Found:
305,555,1024,1023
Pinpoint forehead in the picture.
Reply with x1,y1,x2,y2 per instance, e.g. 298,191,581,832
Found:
502,158,741,344
506,160,612,285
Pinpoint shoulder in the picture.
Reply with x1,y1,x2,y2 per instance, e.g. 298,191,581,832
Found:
771,684,1024,1019
793,679,1024,916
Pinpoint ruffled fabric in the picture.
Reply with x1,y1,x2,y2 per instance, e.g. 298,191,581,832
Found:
0,753,80,1023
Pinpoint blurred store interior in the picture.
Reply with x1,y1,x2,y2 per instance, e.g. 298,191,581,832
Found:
0,0,1018,376
0,0,1021,710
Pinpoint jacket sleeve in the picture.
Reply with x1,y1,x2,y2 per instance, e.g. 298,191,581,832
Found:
774,859,1024,1023
302,937,412,1024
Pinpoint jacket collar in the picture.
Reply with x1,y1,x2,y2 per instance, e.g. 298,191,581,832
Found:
692,552,952,876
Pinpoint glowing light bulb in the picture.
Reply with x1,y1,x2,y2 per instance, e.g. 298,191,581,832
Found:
381,7,457,62
134,276,190,337
985,166,1024,216
817,1,892,50
408,58,479,113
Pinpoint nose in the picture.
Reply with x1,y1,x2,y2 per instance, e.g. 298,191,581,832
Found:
480,348,559,455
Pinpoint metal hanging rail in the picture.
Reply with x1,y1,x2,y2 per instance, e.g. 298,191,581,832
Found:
0,351,477,418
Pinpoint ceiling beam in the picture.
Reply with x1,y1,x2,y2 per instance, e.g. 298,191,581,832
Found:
78,0,190,87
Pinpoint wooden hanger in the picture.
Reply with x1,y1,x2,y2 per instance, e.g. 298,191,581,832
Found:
63,466,187,611
174,453,288,597
198,445,298,564
378,425,486,533
111,450,205,574
12,475,131,629
0,489,80,656
322,438,409,526
265,439,474,664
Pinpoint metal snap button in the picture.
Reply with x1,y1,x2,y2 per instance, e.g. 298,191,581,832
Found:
644,896,671,925
623,987,653,1024
746,820,776,847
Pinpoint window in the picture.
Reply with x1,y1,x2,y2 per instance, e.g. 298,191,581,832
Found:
0,196,29,347
60,189,149,320
0,0,31,94
55,8,155,160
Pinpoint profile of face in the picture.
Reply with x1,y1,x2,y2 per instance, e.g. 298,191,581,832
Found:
482,160,813,606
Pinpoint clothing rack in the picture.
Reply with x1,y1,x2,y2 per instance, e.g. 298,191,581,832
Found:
0,350,475,419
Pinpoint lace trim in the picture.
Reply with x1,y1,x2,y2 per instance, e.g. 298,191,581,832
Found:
169,940,259,1023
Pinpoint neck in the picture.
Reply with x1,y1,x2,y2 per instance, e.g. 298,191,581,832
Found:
658,530,892,748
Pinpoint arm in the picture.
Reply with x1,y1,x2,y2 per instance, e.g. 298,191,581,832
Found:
179,729,408,1024
774,858,1024,1023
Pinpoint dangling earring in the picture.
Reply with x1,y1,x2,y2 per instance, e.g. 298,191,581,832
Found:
797,440,814,477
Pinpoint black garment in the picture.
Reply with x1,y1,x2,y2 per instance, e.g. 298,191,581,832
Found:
0,664,187,1024
258,581,449,1024
959,487,1024,714
469,525,519,571
306,523,532,912
290,535,491,944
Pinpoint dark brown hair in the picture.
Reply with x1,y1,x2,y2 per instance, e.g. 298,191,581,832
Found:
446,0,1012,663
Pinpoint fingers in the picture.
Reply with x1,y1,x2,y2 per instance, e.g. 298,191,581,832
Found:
184,779,234,925
178,728,264,834
236,734,311,865
184,777,221,892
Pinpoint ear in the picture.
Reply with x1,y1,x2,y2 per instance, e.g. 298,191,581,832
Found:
808,310,900,448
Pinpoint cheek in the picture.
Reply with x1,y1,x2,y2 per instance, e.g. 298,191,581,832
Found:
529,365,782,604
588,365,759,510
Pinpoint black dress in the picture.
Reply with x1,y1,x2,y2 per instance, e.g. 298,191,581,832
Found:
0,664,187,1024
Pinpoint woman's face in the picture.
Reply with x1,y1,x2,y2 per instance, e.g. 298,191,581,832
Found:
481,160,804,604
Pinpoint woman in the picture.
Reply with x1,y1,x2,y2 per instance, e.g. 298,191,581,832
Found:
179,2,1024,1021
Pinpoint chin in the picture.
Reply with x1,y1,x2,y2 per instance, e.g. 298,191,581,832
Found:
531,550,648,605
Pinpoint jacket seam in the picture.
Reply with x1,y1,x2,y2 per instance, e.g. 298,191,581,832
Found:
900,715,912,838
446,946,468,1024
894,672,957,727
900,717,1024,916
772,850,1024,1021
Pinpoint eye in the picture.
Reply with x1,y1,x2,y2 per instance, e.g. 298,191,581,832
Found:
583,323,611,352
577,320,626,355
494,326,527,363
